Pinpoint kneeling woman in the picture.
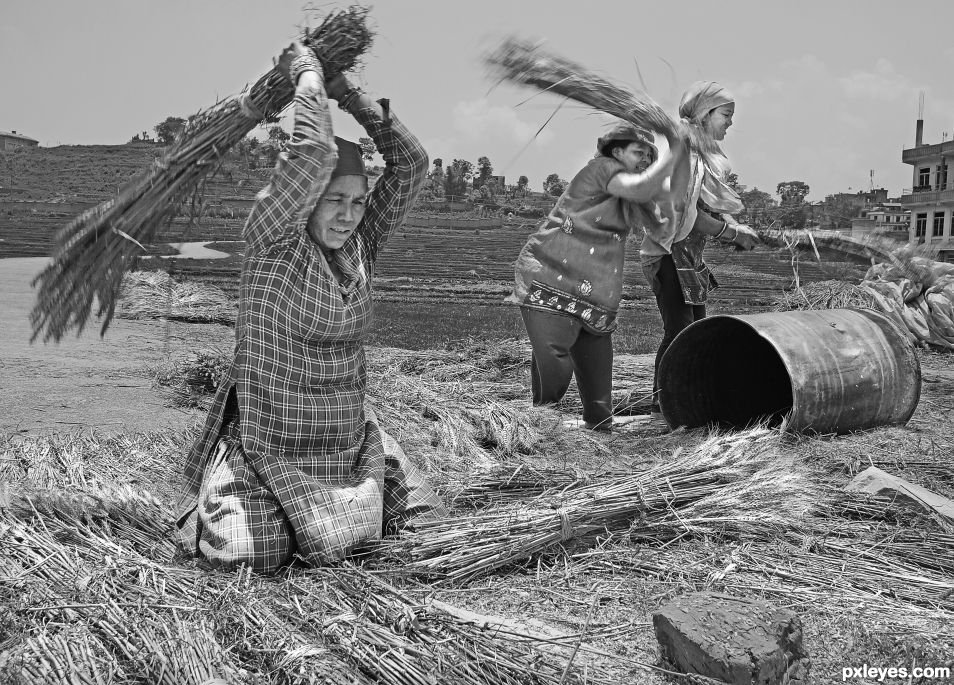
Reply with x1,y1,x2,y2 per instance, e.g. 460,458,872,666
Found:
508,124,674,430
175,43,444,572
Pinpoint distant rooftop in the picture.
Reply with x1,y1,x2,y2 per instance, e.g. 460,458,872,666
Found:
0,130,39,143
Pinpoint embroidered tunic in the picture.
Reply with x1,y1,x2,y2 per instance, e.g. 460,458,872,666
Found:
175,80,439,568
508,156,635,333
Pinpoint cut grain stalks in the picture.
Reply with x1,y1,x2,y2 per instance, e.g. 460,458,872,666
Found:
0,502,603,685
30,6,373,343
380,427,823,582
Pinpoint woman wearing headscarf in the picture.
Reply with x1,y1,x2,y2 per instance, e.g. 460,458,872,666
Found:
640,81,758,419
174,42,444,573
509,123,675,431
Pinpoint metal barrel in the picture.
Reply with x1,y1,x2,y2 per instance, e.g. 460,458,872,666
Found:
657,308,921,434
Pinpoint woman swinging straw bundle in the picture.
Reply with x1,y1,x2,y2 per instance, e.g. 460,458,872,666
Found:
30,6,372,342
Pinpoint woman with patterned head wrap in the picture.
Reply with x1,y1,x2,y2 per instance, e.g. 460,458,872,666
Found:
640,81,759,422
173,42,444,573
508,122,675,431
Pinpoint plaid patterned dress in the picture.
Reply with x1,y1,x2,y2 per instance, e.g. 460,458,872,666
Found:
174,80,442,572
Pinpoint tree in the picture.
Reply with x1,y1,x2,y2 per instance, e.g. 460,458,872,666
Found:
267,126,290,147
776,180,810,206
444,159,473,199
358,137,376,162
543,173,568,197
818,193,863,230
517,175,529,192
779,205,808,230
474,156,494,189
725,172,744,195
739,187,777,228
153,116,186,145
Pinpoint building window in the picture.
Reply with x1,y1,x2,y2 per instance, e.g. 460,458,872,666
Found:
934,213,946,237
918,168,931,189
939,164,949,190
915,213,928,238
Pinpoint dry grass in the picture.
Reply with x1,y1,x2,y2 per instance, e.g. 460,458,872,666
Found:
773,279,880,312
2,343,952,683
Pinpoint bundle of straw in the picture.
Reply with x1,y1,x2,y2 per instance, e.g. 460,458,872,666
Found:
483,37,680,142
31,6,373,342
384,427,820,582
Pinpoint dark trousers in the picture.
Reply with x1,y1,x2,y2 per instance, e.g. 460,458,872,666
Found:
520,307,614,427
644,254,706,401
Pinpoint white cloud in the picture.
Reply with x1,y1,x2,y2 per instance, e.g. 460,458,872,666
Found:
838,58,909,101
451,99,557,147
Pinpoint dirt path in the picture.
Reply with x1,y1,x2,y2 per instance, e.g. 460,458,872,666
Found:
0,258,233,437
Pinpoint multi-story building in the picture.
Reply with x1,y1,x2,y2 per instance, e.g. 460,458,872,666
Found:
0,130,39,152
901,118,954,262
850,201,910,241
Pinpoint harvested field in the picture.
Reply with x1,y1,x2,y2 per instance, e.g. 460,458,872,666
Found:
2,328,952,683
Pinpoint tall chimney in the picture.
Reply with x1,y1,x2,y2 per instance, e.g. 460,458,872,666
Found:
916,119,924,147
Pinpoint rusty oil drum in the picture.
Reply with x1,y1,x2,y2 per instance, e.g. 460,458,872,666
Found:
657,308,921,434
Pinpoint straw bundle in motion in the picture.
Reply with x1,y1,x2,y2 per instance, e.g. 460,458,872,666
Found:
31,6,372,342
483,37,683,144
384,427,820,582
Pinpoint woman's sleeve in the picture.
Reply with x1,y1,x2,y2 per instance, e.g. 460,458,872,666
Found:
243,81,337,254
349,99,428,262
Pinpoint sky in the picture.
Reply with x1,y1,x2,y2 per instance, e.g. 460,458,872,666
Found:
3,0,954,201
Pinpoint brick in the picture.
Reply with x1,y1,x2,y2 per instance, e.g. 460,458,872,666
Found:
653,592,809,684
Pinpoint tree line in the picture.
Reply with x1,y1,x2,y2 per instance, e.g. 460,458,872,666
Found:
139,117,874,228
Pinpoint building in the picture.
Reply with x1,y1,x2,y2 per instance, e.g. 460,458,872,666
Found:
901,117,954,261
0,130,39,152
850,201,910,241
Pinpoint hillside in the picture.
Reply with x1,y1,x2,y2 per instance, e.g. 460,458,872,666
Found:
1,143,869,308
0,143,260,257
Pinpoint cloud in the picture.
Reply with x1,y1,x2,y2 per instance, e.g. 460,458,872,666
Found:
721,53,950,197
451,99,557,147
838,58,909,101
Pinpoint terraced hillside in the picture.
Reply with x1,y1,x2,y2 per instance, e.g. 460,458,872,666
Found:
0,143,257,258
155,223,867,309
2,143,869,313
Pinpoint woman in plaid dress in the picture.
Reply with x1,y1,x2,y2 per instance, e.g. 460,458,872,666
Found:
174,42,445,572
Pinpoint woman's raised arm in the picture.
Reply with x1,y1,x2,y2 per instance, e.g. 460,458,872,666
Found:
330,75,428,262
243,44,338,254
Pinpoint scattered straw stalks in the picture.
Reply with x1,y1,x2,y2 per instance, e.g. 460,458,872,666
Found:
30,6,373,343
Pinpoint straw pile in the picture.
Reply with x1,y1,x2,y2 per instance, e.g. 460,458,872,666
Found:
773,280,880,312
0,434,609,684
117,270,237,324
30,6,373,343
382,427,822,582
155,347,232,408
